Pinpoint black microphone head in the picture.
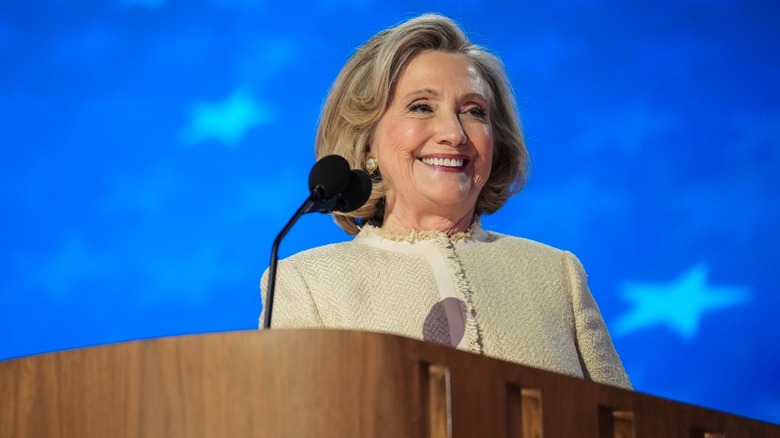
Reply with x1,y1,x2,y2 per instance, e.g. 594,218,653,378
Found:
308,155,351,199
336,169,372,213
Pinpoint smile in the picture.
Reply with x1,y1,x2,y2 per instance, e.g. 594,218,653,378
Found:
420,157,466,168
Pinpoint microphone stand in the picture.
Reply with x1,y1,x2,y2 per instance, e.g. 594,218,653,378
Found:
262,191,339,329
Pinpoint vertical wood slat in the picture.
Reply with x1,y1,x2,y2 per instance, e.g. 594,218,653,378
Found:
599,407,636,438
506,383,544,438
522,388,544,438
421,363,451,438
612,411,636,438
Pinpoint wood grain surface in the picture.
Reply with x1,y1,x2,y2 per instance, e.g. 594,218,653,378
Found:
1,330,778,437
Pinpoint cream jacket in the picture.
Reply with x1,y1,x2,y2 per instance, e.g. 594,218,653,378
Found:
260,225,631,389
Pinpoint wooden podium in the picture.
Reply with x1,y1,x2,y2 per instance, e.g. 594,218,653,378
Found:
1,330,778,437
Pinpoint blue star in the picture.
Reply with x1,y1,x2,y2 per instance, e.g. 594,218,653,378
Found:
613,263,750,340
182,91,270,146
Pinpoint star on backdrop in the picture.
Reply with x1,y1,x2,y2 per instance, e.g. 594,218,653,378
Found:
613,263,751,340
182,91,271,147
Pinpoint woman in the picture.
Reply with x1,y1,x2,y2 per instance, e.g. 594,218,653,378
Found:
261,13,631,389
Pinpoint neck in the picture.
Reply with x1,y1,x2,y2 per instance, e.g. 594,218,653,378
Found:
380,207,476,236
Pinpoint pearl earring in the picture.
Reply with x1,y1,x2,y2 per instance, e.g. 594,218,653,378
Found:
365,156,378,174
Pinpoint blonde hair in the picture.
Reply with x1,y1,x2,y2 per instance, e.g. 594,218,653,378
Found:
316,13,529,235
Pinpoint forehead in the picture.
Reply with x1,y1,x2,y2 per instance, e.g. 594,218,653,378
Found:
393,50,490,98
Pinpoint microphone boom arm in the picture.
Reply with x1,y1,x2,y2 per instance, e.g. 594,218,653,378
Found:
261,157,371,330
261,192,318,329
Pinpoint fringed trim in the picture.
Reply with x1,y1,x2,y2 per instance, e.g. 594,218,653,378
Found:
436,238,485,355
355,220,485,353
358,220,481,243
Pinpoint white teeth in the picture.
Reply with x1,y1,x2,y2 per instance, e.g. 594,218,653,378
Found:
421,157,465,167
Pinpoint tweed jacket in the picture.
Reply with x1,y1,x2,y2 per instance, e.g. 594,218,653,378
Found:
260,225,631,389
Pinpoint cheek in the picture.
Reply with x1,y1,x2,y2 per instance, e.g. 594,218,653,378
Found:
473,129,494,188
376,121,425,163
474,128,494,165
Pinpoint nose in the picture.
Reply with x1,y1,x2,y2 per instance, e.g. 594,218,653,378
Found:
435,112,468,147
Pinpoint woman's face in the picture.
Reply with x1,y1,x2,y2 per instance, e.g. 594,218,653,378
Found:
373,50,494,226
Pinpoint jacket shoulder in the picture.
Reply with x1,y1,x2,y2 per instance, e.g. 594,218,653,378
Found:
482,230,569,259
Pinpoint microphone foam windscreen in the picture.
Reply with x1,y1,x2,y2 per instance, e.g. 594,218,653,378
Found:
338,169,372,213
308,155,351,199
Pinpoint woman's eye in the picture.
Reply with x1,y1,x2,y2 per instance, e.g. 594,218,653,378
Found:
465,106,487,118
409,103,433,113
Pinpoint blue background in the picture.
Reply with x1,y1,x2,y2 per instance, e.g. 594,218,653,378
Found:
2,0,778,425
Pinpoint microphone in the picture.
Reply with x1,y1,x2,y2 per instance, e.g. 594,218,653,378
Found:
262,155,372,329
306,169,372,214
308,154,351,200
340,169,372,212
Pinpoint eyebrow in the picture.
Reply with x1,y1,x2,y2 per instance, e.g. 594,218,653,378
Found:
402,88,439,100
402,88,489,104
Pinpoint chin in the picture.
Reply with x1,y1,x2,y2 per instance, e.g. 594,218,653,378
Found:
426,191,478,209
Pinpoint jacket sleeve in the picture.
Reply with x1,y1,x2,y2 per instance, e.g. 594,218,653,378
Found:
259,261,324,329
563,251,632,389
